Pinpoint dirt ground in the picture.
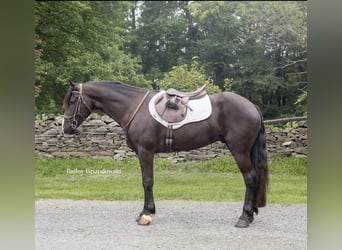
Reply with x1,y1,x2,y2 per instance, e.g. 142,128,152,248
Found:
35,199,307,250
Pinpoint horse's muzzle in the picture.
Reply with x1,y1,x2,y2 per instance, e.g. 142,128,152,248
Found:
63,126,77,135
62,118,79,135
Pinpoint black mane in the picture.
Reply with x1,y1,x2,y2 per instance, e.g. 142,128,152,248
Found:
86,81,149,93
63,85,73,109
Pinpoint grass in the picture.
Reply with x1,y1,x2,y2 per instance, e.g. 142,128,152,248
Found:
35,155,307,204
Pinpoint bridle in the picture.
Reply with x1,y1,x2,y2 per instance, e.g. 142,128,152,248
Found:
63,84,92,129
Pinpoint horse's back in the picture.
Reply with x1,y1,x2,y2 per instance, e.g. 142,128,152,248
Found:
211,92,260,119
210,92,261,136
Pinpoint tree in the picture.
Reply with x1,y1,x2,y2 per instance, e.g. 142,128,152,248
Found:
231,2,307,116
157,57,221,93
128,1,307,118
190,1,239,90
35,1,307,118
35,1,149,115
129,1,191,86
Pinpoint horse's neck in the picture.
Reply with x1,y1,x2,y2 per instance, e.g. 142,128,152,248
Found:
86,83,144,126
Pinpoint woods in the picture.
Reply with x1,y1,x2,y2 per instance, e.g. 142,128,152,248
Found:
35,1,307,119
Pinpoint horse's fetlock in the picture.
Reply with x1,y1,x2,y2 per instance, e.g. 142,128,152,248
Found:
147,204,155,213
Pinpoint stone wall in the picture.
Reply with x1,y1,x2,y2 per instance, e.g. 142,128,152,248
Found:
35,115,307,161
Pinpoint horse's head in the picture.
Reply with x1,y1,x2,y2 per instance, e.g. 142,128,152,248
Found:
62,80,92,134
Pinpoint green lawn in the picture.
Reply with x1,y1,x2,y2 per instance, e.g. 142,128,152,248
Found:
35,155,307,203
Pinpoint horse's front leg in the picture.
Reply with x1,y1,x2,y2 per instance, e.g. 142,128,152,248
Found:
136,148,155,225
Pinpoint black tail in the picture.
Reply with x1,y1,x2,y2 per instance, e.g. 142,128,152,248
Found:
250,106,269,207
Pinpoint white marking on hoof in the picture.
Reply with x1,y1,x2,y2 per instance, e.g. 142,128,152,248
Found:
138,214,153,225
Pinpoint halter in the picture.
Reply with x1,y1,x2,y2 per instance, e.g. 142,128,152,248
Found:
63,84,92,129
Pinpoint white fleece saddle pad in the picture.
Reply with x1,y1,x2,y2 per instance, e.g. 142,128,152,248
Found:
148,90,212,129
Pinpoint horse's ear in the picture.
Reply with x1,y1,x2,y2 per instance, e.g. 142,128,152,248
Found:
68,80,76,88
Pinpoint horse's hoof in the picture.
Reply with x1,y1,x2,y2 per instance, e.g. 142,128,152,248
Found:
234,218,249,228
137,214,153,225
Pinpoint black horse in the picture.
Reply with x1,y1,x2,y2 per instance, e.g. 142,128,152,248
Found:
62,80,268,228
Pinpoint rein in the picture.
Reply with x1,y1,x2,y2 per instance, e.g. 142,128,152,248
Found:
122,90,150,130
63,84,92,129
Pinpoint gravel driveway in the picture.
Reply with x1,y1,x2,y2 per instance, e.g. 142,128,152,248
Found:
35,199,306,250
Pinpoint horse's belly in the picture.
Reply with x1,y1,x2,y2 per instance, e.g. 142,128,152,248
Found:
164,124,220,152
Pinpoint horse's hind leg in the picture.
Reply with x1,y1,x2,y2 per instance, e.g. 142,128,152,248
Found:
231,151,258,228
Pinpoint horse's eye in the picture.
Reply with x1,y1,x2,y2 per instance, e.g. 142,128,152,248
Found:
70,96,77,104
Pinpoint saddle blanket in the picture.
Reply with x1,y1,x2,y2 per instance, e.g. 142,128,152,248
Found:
148,90,212,129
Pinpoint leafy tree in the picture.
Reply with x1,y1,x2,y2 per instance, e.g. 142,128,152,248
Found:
190,1,239,90
35,1,149,115
129,1,191,85
35,1,307,118
157,57,221,94
136,1,306,117
231,2,307,116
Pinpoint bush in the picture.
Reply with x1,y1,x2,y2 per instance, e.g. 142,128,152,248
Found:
157,57,221,93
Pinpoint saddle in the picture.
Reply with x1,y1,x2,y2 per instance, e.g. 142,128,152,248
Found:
154,84,207,123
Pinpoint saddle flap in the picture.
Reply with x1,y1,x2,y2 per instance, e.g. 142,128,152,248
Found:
154,93,188,123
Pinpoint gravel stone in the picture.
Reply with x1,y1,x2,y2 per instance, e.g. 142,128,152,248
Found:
35,199,306,250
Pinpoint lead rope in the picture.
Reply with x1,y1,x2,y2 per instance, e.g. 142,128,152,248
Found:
122,91,150,130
